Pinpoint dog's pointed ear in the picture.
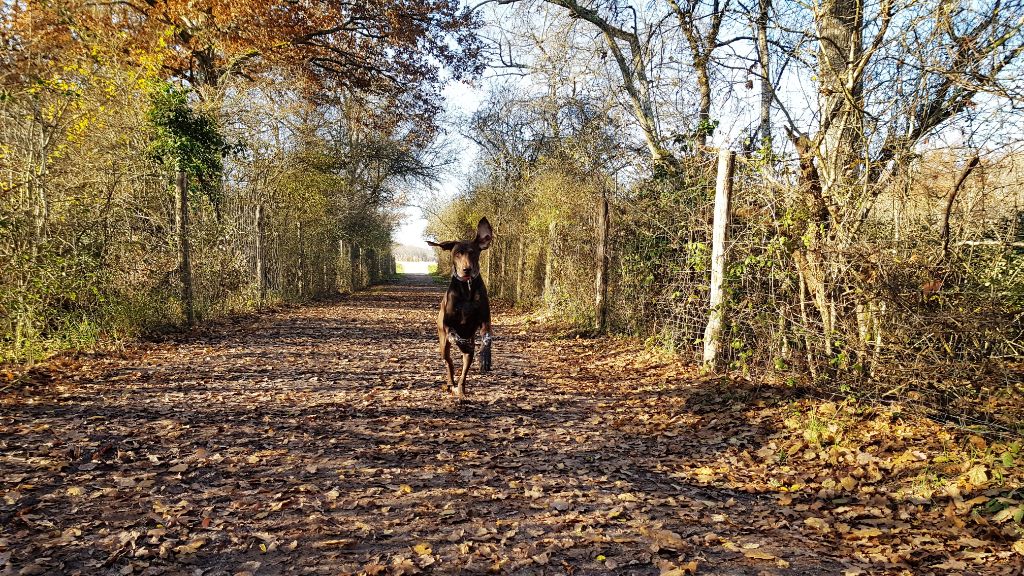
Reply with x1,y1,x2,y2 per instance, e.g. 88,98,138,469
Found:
474,218,493,250
427,240,458,251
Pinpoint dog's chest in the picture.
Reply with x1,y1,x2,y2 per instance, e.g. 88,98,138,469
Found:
452,288,485,324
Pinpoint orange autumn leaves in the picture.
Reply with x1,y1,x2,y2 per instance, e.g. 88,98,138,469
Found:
2,0,482,138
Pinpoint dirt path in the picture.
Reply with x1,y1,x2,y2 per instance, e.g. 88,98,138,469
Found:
2,275,1021,575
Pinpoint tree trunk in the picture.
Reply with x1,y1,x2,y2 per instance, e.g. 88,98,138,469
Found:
940,154,981,258
789,0,864,371
756,0,773,147
816,0,864,197
798,269,819,381
176,170,195,326
695,66,712,148
793,248,833,357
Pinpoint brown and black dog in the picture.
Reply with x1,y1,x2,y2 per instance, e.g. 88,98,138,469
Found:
427,218,493,399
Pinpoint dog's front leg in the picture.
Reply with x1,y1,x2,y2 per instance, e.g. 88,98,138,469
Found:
455,348,474,400
439,327,455,393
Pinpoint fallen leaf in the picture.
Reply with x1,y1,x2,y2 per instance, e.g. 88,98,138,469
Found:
958,536,989,548
966,465,988,487
849,527,882,538
660,560,699,575
742,549,776,561
390,557,419,575
931,559,967,570
644,528,687,551
550,499,570,511
173,538,206,555
992,506,1021,523
804,517,830,533
313,538,351,548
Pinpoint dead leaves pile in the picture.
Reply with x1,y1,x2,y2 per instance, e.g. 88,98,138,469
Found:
1,276,1023,575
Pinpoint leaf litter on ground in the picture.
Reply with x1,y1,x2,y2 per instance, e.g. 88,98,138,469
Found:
1,275,1022,575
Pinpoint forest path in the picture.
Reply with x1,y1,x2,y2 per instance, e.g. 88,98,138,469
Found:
3,275,1013,576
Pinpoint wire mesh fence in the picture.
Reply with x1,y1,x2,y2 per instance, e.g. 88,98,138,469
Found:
454,149,1023,432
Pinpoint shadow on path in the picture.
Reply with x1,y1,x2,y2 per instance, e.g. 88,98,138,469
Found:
0,275,866,575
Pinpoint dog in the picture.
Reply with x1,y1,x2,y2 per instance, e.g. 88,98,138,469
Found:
427,218,493,399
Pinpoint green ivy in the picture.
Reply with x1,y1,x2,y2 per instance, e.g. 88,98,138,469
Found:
145,82,235,206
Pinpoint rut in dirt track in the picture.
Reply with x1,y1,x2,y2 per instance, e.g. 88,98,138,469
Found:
1,274,849,576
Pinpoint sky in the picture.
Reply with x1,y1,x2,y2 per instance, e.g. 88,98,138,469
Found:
392,0,1024,248
393,80,485,247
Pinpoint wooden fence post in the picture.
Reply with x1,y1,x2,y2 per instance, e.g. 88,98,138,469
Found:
176,170,195,326
544,221,556,305
703,149,735,369
494,237,506,298
351,244,361,290
342,238,350,291
594,194,610,333
515,234,526,303
296,220,304,299
255,203,267,303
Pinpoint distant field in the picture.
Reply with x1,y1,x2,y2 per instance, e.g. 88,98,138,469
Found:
396,261,436,274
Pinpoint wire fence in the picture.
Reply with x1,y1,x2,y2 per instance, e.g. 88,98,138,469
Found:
453,150,1024,432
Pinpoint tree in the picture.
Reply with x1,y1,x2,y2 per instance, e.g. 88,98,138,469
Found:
493,0,735,169
6,0,483,140
665,0,730,147
781,0,1024,363
146,82,232,325
0,1,484,360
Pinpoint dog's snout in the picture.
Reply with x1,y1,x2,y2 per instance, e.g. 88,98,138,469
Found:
462,267,473,275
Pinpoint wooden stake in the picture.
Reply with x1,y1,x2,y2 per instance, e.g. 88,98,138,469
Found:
255,203,266,303
703,149,735,369
176,170,195,326
594,194,610,333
